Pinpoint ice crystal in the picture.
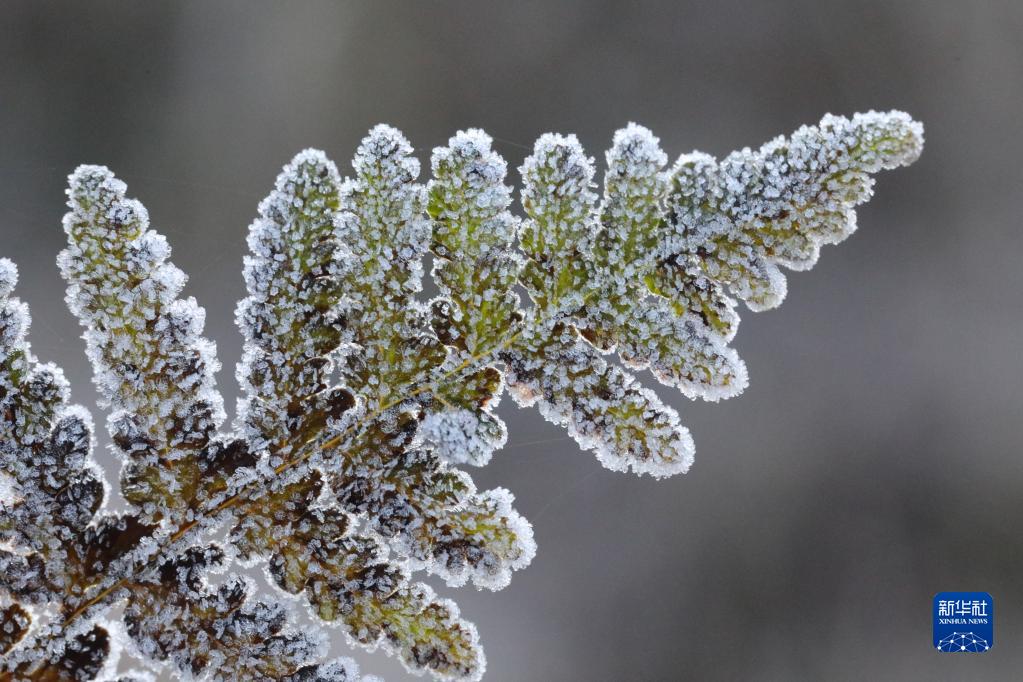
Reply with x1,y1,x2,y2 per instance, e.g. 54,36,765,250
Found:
1,111,921,680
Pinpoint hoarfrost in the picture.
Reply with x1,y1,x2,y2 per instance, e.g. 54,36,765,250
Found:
2,110,922,681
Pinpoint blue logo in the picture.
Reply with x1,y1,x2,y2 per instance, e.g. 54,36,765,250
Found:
933,592,993,652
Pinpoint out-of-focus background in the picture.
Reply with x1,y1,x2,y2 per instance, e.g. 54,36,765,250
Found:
2,1,1021,680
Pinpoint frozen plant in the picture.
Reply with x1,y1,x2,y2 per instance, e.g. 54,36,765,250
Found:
0,111,922,680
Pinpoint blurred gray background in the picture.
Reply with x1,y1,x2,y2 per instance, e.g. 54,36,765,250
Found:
2,1,1021,680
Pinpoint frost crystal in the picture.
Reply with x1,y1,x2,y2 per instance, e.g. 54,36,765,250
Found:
2,110,922,680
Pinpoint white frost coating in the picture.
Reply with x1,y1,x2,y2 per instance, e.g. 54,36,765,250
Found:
0,258,17,299
520,133,598,233
334,418,536,592
408,486,536,592
429,129,518,257
3,112,921,681
518,132,599,317
229,130,499,681
612,298,749,402
419,407,508,467
597,122,671,280
0,259,127,680
427,129,519,466
335,124,437,403
514,125,702,475
504,325,695,478
122,545,332,680
668,110,924,312
235,148,350,457
389,585,486,682
58,165,225,518
575,122,751,403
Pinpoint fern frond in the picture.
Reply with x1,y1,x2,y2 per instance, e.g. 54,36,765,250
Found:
579,124,748,400
508,132,696,475
229,472,485,680
504,322,696,477
517,133,598,318
1,110,922,681
228,129,531,678
508,112,922,476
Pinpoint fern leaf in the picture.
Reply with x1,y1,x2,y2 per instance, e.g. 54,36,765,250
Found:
124,545,332,680
510,132,696,475
504,323,695,477
666,110,924,311
517,133,598,318
59,168,225,519
1,110,922,681
227,131,533,678
236,149,352,461
508,112,922,476
335,125,446,406
580,124,748,400
305,537,484,682
424,130,520,466
0,259,135,678
229,473,485,680
333,411,534,590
